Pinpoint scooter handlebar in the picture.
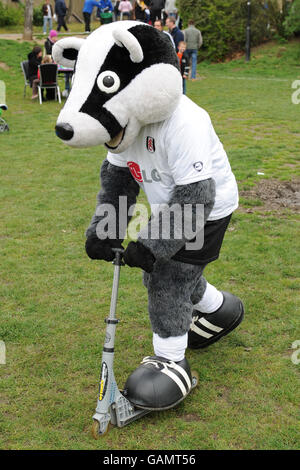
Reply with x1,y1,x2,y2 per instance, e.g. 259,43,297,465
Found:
111,248,124,254
111,247,124,266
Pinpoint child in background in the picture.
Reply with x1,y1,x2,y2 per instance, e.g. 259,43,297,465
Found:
177,41,190,95
44,29,58,56
37,55,56,101
37,55,53,81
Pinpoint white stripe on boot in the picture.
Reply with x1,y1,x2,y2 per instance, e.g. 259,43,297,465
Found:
194,282,223,314
153,332,187,362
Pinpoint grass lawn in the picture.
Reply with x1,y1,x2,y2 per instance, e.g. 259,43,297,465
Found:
0,20,101,36
0,35,300,450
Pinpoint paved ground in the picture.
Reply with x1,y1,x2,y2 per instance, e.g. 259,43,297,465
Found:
0,34,23,40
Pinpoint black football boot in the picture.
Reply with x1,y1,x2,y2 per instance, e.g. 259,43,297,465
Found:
188,291,244,349
123,356,197,410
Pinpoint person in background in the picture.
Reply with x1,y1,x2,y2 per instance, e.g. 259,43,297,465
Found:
164,0,177,19
165,15,170,29
83,0,101,32
112,0,120,21
177,40,189,95
27,46,43,99
39,55,53,72
99,0,113,15
37,55,57,100
149,0,165,26
96,0,114,24
42,0,54,35
132,0,150,22
167,15,184,52
44,29,58,55
55,0,68,31
118,0,132,20
153,18,175,48
184,19,203,81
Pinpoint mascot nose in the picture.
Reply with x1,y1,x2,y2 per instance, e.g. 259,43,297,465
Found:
55,123,74,141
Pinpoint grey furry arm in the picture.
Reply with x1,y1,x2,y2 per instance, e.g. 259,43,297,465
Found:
86,159,140,240
138,178,216,260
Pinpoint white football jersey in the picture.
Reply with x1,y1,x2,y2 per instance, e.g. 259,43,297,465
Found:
107,95,238,221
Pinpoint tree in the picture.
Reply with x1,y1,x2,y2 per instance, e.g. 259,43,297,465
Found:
66,0,73,22
23,0,34,40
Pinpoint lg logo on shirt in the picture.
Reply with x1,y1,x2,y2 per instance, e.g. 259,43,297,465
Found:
127,161,161,183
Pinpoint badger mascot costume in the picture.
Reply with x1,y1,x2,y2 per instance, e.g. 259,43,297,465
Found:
53,21,244,411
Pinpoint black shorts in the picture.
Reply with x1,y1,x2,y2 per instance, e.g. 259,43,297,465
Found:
172,214,232,265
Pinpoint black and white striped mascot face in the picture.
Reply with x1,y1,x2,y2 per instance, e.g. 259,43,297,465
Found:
53,21,182,153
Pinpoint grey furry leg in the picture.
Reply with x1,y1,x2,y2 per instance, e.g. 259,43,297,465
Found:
190,275,207,305
146,260,206,338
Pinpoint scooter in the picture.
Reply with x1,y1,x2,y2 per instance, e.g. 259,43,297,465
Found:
91,248,198,439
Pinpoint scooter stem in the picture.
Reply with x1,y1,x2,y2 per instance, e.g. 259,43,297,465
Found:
109,248,124,320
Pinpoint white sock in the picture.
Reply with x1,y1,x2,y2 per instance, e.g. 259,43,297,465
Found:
194,282,223,314
153,332,187,362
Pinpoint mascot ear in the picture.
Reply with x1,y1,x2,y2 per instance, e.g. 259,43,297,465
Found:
112,29,144,64
52,37,85,68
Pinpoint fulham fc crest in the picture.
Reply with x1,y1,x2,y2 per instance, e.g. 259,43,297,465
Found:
146,136,155,153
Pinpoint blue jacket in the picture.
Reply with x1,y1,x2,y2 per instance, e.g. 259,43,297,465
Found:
83,0,101,14
171,26,184,52
99,0,113,12
55,0,67,16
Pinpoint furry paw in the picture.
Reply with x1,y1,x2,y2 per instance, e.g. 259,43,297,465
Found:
85,234,123,261
124,241,155,273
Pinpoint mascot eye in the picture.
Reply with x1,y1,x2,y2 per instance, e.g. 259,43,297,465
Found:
97,71,120,94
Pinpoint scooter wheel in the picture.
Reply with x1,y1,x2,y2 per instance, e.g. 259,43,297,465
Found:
191,370,199,389
91,419,110,439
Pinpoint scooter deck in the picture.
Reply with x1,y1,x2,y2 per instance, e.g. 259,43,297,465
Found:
92,391,151,436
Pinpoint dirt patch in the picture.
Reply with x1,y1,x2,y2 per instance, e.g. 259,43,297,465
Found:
0,62,10,71
182,413,202,422
240,178,300,212
276,47,287,58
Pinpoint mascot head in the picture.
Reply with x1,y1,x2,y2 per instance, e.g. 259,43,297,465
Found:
53,21,182,154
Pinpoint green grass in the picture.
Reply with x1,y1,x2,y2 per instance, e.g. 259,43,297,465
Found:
0,20,100,36
0,36,300,450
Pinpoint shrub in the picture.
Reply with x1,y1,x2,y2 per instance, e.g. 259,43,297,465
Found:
262,0,290,38
33,7,44,26
0,3,24,27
